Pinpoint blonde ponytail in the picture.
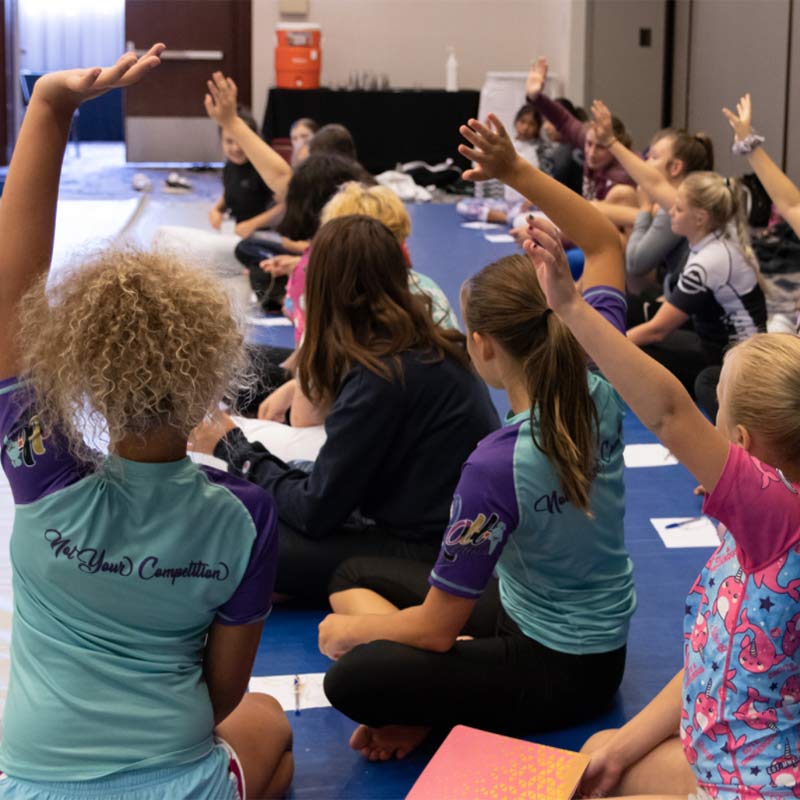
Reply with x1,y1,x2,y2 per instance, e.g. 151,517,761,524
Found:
681,171,760,276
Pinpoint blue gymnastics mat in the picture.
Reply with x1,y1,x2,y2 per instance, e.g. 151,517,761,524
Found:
251,202,712,799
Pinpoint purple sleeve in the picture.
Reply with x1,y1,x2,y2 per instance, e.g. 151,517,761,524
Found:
583,285,627,335
202,468,280,626
532,93,586,151
429,430,520,599
0,377,89,504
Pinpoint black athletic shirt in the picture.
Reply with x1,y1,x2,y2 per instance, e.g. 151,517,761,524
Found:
222,161,275,223
664,229,766,358
216,350,500,542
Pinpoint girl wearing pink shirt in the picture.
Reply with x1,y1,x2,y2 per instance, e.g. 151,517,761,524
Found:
464,105,800,798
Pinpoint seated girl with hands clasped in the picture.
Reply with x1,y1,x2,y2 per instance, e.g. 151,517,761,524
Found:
317,113,636,762
523,143,800,800
0,49,292,799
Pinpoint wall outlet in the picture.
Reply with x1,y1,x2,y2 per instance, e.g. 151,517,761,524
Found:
279,0,310,14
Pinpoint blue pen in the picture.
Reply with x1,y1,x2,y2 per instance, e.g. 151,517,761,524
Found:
666,516,705,529
293,675,302,716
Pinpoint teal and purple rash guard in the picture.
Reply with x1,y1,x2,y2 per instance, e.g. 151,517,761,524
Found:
429,286,637,655
0,378,279,781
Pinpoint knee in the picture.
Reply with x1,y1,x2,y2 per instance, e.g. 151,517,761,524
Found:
605,184,638,206
324,641,396,719
328,556,375,596
248,692,293,749
580,727,619,754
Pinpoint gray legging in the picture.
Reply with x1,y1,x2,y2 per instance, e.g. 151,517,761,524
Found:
323,557,626,736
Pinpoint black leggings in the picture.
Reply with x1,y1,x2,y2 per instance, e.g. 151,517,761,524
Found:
642,329,721,400
324,557,626,735
275,525,442,603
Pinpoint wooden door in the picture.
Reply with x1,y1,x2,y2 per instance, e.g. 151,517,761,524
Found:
125,0,251,162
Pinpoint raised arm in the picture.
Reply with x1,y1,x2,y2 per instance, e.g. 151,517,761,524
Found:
724,93,800,235
205,72,293,201
459,114,624,292
525,57,587,150
592,100,677,211
524,221,729,493
0,45,164,381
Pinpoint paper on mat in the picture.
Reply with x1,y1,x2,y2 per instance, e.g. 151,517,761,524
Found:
246,315,293,327
485,233,515,243
249,673,331,712
624,444,678,468
651,517,720,549
461,221,502,230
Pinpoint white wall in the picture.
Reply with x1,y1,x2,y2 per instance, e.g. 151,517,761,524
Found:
251,0,580,125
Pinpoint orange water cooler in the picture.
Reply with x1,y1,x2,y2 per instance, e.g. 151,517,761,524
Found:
275,23,322,89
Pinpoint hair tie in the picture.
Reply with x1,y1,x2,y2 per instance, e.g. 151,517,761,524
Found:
724,176,731,190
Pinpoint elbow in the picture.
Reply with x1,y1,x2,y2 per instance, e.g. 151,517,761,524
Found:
422,631,457,653
649,389,697,442
625,249,651,277
209,687,246,726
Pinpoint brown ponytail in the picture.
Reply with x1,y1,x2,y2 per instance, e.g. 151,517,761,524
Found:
671,130,715,173
463,255,598,513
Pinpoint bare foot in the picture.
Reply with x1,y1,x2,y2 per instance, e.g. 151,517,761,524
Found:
349,724,431,761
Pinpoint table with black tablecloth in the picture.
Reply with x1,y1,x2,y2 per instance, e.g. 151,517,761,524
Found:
262,88,480,175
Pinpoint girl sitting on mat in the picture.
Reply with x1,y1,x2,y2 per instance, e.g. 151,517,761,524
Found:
190,216,499,603
456,103,543,226
625,170,766,420
0,48,292,799
316,113,636,761
589,102,714,294
259,180,460,427
520,129,800,800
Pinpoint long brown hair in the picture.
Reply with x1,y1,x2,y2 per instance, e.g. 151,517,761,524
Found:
463,254,598,512
298,215,468,404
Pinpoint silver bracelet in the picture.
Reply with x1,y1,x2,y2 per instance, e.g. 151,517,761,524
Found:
732,132,765,155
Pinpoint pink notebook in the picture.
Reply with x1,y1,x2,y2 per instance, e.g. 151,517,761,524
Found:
406,725,591,800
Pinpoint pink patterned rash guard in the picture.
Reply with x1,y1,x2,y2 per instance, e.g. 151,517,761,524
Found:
683,444,800,798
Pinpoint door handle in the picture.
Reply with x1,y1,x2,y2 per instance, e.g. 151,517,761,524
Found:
127,44,223,61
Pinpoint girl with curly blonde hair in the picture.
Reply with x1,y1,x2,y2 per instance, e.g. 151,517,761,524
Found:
0,50,292,799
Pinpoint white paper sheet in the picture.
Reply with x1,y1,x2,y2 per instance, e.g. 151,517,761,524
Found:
461,221,502,230
484,233,515,243
249,673,331,713
246,315,293,327
623,444,678,468
651,517,720,549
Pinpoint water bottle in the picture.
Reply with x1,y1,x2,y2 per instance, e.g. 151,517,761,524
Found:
446,46,458,92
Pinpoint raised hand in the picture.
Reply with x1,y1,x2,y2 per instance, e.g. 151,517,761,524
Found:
458,114,519,183
204,71,239,128
522,216,580,314
526,56,548,100
33,44,164,113
722,92,752,143
590,100,615,145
